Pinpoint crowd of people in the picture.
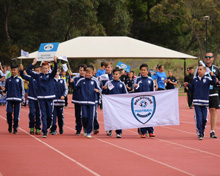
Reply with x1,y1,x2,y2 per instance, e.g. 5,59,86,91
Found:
0,52,219,140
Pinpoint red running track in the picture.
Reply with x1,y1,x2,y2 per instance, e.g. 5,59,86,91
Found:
0,95,220,176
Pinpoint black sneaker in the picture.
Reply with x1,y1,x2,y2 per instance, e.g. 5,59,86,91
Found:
76,131,81,136
59,128,63,134
8,124,12,133
42,133,47,138
198,134,203,140
210,132,217,138
106,130,112,136
13,128,17,134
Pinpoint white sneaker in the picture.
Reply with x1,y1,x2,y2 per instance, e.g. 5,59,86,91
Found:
116,134,121,138
83,132,87,136
87,133,92,138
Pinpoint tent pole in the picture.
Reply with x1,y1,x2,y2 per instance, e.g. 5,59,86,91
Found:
184,58,186,78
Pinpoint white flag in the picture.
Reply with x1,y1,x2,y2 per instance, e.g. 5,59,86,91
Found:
21,49,29,57
62,63,68,72
99,74,109,81
58,56,68,62
102,89,179,130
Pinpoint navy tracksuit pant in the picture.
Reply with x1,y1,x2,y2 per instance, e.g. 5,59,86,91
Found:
51,106,64,132
29,99,41,129
38,99,54,135
75,104,82,132
81,105,95,134
139,127,154,135
93,104,99,130
6,101,21,129
194,106,208,135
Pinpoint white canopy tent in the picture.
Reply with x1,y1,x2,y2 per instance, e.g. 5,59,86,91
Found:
18,36,197,60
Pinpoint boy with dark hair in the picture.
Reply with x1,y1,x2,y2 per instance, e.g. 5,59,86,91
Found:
20,64,41,135
76,67,101,138
126,71,134,92
184,65,216,140
95,61,106,77
26,56,58,138
184,67,194,109
3,64,25,134
133,64,155,138
103,68,128,138
69,64,87,136
50,70,68,135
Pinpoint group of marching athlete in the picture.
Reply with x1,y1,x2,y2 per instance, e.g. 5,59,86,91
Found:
1,52,219,140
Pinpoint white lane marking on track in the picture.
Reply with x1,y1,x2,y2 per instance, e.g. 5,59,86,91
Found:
63,110,220,141
64,126,195,176
0,115,100,176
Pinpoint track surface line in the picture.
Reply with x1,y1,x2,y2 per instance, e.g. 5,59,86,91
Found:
0,115,100,176
64,126,195,176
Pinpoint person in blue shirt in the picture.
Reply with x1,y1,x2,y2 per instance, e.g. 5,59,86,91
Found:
155,65,167,90
184,65,216,140
133,64,155,138
51,70,68,135
3,64,25,134
103,68,128,138
76,67,101,138
69,64,87,136
26,56,57,138
95,62,106,77
20,64,41,135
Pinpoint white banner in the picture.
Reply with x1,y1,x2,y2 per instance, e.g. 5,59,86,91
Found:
102,89,179,130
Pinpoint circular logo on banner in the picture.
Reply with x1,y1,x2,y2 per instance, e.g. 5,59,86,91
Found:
44,44,54,51
121,64,127,68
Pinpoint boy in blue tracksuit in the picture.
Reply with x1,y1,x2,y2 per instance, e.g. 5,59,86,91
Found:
69,64,87,136
103,68,128,138
51,70,68,135
75,67,101,138
184,65,216,140
4,64,25,134
133,64,155,138
20,64,41,135
26,56,57,138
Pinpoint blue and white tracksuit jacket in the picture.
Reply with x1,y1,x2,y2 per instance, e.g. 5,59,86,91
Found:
5,75,25,129
105,79,128,135
133,75,155,135
75,77,101,134
51,78,68,132
20,70,41,129
26,63,57,134
188,74,216,135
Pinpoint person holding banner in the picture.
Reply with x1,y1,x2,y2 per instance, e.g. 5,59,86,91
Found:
3,64,25,134
26,56,58,138
133,64,155,138
103,68,128,138
20,64,41,135
184,65,216,140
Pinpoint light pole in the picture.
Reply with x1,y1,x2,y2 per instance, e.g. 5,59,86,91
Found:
204,16,210,53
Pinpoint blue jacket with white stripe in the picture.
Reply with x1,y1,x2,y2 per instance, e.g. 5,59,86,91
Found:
105,80,128,95
71,75,84,104
54,78,68,106
26,63,57,99
5,75,25,102
133,75,154,92
188,74,216,106
74,77,101,105
20,70,38,101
